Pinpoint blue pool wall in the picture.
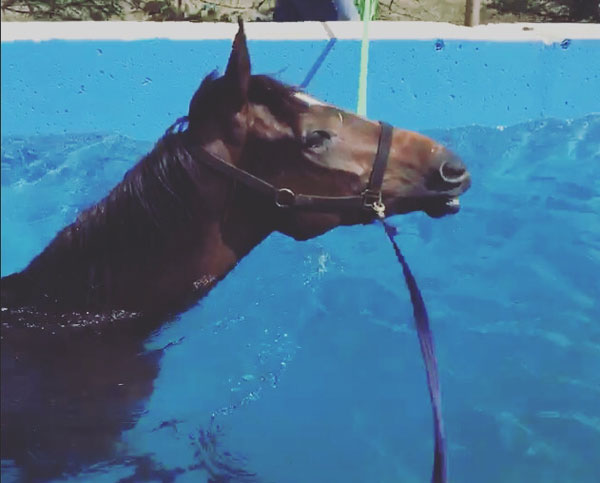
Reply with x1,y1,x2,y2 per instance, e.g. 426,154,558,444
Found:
2,24,600,141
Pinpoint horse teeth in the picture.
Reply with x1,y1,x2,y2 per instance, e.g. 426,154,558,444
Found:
446,197,460,207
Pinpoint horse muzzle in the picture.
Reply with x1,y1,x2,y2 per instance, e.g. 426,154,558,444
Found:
421,152,471,217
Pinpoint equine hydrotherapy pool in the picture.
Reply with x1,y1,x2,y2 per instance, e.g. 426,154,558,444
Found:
2,22,599,482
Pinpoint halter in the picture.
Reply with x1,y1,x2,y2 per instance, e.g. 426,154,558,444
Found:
188,121,394,219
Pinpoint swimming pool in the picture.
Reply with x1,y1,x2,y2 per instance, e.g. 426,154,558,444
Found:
2,22,599,483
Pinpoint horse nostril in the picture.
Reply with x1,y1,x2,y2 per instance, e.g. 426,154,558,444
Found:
440,160,467,183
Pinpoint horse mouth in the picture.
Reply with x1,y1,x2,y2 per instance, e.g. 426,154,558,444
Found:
388,194,463,218
423,196,461,218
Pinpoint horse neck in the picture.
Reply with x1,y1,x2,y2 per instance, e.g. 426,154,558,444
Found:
12,136,277,314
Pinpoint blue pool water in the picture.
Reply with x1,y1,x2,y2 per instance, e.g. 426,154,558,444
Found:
1,115,599,482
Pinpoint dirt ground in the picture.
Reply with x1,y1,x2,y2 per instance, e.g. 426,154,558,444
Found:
379,0,588,23
0,0,596,23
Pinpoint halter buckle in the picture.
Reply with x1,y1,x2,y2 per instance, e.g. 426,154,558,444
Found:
275,188,296,208
362,189,386,219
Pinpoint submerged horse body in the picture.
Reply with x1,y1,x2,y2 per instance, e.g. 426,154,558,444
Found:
1,21,470,480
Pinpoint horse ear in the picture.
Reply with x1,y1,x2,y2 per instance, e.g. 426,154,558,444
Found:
224,19,251,110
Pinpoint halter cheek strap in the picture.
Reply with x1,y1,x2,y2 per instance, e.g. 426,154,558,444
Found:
364,121,393,218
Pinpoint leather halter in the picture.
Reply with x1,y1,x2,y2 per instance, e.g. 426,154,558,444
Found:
188,121,394,219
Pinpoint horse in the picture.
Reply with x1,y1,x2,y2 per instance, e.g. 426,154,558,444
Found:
0,22,470,320
0,20,470,481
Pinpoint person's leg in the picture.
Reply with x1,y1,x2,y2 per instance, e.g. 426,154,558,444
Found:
333,0,360,20
273,0,300,21
274,0,338,21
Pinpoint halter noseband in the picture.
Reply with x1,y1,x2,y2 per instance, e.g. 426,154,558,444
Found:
188,121,394,219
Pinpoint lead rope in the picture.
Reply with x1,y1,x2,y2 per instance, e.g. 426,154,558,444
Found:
356,0,372,116
380,218,447,483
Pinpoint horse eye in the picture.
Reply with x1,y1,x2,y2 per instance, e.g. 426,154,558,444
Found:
304,130,331,149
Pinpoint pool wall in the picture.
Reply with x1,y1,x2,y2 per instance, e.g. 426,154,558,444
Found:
2,22,600,141
2,21,600,483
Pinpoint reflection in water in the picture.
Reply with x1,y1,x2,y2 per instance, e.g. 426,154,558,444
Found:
1,310,259,482
1,311,162,481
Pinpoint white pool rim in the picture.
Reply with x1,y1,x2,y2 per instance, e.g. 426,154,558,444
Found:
2,21,600,43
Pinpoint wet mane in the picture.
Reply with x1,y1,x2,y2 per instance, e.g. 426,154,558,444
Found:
55,73,307,249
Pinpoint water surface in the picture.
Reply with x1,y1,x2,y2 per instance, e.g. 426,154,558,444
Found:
1,115,599,482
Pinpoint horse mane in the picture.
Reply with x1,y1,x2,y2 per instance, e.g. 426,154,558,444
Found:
95,73,306,236
25,72,307,285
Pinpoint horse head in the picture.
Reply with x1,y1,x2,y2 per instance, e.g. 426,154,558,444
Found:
184,20,471,241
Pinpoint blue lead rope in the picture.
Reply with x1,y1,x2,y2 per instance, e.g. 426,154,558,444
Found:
381,220,448,483
300,37,337,90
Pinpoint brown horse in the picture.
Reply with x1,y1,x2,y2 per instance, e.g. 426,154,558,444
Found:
0,22,470,320
0,21,470,481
